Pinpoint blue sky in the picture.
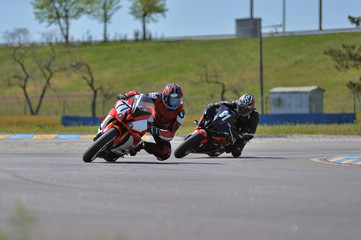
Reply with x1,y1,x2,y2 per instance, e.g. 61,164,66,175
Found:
1,0,361,42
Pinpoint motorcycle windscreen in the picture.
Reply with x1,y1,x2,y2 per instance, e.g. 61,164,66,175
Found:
208,105,238,136
130,94,155,118
213,105,237,125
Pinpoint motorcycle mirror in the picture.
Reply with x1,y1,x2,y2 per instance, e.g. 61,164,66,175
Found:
194,120,199,125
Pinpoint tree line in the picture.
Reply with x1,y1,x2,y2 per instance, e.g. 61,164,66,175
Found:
31,0,167,44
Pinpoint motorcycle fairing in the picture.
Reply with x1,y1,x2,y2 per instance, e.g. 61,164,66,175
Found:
190,105,238,155
91,94,155,160
129,120,148,134
111,134,134,156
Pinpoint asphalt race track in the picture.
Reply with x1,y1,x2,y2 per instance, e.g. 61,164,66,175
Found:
0,135,360,240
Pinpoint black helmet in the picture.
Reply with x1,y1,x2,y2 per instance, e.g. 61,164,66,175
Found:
237,93,255,117
162,83,183,110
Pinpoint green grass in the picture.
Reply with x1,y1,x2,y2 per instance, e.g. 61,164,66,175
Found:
256,123,361,135
1,32,361,135
2,32,361,116
0,125,97,134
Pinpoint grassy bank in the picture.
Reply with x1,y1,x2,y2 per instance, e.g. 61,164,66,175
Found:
1,32,361,117
2,32,361,136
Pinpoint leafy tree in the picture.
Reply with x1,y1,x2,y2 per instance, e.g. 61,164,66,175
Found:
85,0,121,42
325,44,361,112
348,15,361,28
129,0,168,40
31,0,85,44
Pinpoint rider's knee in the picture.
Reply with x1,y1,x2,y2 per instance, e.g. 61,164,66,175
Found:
156,147,171,161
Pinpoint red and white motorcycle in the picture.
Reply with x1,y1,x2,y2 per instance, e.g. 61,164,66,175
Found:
82,94,154,162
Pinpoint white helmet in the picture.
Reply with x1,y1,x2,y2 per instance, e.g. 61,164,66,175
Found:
237,93,255,117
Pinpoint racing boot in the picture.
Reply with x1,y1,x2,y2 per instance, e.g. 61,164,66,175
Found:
130,140,144,156
231,141,246,157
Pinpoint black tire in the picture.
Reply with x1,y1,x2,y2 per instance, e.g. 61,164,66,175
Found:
207,152,221,157
174,132,205,158
82,128,119,162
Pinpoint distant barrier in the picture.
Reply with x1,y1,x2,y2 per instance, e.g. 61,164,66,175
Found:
259,113,356,125
61,116,101,126
62,113,357,126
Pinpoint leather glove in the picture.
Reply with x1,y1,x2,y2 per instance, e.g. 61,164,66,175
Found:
148,92,161,99
116,93,127,100
149,125,160,136
207,103,216,108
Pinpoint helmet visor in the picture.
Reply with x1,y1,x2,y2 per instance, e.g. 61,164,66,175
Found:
167,94,182,109
237,104,252,117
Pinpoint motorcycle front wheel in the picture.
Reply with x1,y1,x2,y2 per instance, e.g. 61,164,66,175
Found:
82,127,119,162
174,132,205,158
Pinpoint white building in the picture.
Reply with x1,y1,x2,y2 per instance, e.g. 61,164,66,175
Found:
269,86,325,114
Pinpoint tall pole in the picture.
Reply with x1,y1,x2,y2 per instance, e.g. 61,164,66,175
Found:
258,19,264,114
250,0,253,19
283,0,286,33
319,0,322,31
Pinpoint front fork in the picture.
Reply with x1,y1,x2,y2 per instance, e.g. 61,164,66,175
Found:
94,114,125,144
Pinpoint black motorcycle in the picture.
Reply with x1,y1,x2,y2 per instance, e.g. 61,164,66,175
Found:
174,105,239,158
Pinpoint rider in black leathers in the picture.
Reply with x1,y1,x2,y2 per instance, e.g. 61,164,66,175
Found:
206,93,259,157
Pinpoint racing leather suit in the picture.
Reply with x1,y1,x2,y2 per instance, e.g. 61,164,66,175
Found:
207,100,259,156
124,91,186,160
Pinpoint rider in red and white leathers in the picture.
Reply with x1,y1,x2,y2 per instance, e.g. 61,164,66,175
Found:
117,83,185,161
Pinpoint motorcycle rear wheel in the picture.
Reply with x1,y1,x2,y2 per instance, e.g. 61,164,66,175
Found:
174,132,205,158
83,127,119,162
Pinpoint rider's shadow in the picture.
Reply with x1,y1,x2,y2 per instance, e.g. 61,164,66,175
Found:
95,156,284,164
99,161,223,165
188,155,285,160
